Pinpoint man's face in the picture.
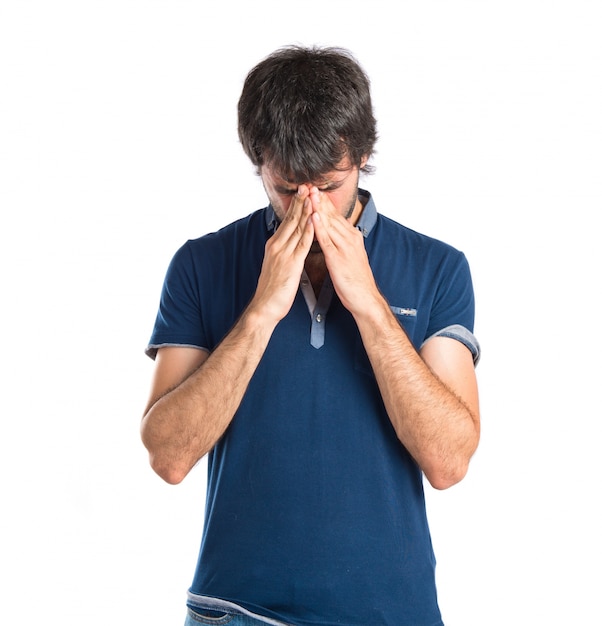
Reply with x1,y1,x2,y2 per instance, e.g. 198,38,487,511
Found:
260,157,363,227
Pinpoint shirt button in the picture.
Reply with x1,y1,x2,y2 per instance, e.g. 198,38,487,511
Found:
315,314,323,323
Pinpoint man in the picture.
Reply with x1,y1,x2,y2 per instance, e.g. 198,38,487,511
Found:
141,45,480,626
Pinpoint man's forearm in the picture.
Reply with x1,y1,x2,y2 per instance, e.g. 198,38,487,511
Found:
141,306,276,484
353,295,479,490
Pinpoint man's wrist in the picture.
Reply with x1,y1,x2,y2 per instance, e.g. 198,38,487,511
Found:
242,299,282,337
351,290,399,332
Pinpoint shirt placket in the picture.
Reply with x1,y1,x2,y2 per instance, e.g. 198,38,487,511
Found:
299,271,334,349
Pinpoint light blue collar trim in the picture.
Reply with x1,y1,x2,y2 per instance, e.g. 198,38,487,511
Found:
355,189,377,238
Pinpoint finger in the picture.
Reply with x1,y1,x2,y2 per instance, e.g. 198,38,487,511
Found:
311,210,335,251
309,187,331,220
296,211,315,254
310,196,350,245
282,185,310,225
271,188,311,246
309,187,354,232
276,198,313,257
323,209,357,238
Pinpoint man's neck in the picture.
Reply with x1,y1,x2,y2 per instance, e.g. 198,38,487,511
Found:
304,252,327,297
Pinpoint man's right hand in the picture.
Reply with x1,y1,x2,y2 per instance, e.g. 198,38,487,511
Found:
249,185,314,324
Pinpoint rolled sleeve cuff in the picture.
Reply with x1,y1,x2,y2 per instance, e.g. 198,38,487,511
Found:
422,324,481,366
145,343,210,361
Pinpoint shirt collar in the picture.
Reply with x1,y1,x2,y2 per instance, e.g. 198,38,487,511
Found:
265,204,278,233
355,189,377,238
265,188,377,238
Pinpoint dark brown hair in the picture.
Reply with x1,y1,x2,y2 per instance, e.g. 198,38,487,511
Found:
238,45,377,181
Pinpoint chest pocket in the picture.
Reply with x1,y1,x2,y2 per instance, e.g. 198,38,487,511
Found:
354,305,419,377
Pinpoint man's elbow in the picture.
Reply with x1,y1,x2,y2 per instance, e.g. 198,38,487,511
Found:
424,444,478,490
147,452,189,485
141,423,190,485
428,425,480,490
426,461,469,490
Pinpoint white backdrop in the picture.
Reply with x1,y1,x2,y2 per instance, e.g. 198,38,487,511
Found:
1,1,601,624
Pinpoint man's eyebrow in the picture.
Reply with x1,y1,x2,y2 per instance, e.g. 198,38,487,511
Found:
272,165,353,193
274,178,345,194
319,179,344,190
273,184,298,194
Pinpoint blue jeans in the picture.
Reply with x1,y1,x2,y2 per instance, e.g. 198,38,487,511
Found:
184,607,285,626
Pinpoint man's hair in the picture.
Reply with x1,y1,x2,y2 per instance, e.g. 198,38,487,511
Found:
238,45,377,182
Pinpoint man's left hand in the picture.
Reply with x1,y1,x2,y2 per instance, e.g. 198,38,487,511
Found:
309,187,381,317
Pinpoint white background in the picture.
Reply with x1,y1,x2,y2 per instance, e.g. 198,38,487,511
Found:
1,1,601,624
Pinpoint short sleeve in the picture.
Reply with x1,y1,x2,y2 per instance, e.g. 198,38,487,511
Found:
424,251,480,364
145,242,208,360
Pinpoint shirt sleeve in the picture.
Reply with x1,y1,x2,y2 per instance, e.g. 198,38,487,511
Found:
421,324,481,365
423,251,481,365
145,241,209,360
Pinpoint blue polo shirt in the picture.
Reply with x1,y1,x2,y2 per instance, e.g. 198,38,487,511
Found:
147,190,479,626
